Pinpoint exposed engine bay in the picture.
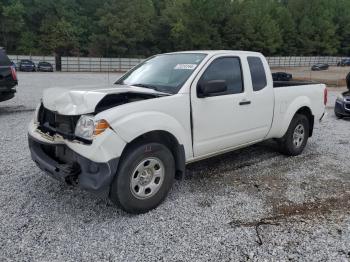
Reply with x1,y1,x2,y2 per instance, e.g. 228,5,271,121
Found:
95,92,162,113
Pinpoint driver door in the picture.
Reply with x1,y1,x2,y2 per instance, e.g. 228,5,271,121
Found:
191,56,251,157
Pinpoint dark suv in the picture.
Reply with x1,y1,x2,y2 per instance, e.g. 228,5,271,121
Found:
18,59,36,72
0,48,18,102
337,59,350,67
335,72,350,118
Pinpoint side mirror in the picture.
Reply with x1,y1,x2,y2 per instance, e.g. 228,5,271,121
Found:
198,80,227,98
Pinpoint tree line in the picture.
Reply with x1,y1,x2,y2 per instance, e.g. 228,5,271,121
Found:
1,0,350,58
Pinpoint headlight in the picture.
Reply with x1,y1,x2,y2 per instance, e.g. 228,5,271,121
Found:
75,115,110,141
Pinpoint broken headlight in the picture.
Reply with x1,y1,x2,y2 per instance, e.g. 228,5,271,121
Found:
75,115,110,141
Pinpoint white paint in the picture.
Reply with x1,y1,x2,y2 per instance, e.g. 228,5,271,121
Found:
28,50,326,165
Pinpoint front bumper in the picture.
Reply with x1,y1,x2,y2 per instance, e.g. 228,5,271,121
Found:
0,87,16,102
335,99,350,117
20,67,35,71
29,134,119,195
38,67,53,72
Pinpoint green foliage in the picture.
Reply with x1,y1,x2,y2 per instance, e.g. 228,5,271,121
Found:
90,0,156,57
0,0,25,50
0,0,350,56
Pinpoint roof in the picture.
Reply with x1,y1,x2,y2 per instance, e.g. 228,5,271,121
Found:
165,50,263,56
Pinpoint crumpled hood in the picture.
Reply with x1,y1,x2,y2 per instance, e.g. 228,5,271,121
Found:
42,84,166,115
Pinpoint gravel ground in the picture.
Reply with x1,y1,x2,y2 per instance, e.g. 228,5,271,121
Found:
0,72,349,261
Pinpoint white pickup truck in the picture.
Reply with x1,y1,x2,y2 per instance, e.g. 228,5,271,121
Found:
28,51,327,213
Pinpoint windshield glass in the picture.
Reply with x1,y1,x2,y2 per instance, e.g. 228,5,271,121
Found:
115,53,207,94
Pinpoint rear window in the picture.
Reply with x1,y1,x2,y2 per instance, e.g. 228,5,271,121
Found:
0,49,11,66
21,60,32,64
247,57,267,91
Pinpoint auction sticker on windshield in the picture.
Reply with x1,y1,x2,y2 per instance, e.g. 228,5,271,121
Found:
174,64,197,70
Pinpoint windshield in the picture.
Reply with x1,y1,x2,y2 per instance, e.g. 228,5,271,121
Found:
115,53,207,94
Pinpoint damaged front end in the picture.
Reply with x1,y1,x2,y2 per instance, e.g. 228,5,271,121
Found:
28,135,119,196
29,88,166,195
36,91,164,144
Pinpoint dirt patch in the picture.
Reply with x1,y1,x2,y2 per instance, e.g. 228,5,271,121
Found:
230,195,350,245
272,66,350,87
229,195,350,229
273,194,350,218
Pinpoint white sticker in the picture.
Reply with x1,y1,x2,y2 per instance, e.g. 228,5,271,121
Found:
174,64,197,70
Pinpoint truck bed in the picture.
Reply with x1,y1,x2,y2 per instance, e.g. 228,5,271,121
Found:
273,81,317,88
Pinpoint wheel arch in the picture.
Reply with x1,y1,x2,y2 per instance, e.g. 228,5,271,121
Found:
295,106,314,137
120,130,186,180
271,96,315,139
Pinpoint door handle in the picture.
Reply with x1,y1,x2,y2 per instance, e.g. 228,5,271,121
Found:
239,100,251,106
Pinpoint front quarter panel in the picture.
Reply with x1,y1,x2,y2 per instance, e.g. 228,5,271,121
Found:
97,94,193,160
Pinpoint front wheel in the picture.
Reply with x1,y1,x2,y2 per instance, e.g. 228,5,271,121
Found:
110,142,175,214
277,114,310,156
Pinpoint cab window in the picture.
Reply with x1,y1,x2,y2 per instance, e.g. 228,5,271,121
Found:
247,56,267,91
198,57,243,96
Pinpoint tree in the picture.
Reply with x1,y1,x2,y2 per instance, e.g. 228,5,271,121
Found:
0,0,349,57
40,18,80,70
90,0,156,57
0,0,25,51
274,5,298,55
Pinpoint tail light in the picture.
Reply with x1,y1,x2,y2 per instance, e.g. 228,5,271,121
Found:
10,66,17,81
324,87,328,106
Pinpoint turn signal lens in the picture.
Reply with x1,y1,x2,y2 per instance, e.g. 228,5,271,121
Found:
94,119,110,136
75,116,110,141
11,66,17,81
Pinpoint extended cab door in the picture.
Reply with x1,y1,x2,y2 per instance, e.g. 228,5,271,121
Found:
190,54,274,158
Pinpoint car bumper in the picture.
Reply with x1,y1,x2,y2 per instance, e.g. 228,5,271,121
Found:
20,68,35,71
0,86,16,102
38,68,53,72
29,134,119,196
28,119,127,196
335,100,350,117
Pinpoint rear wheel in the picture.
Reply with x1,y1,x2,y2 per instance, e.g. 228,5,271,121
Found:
278,114,309,156
110,142,175,214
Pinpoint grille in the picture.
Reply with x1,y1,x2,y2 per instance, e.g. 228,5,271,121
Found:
345,103,350,111
38,105,80,139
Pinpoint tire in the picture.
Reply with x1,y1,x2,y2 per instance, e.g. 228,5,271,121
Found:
278,114,310,156
110,142,175,214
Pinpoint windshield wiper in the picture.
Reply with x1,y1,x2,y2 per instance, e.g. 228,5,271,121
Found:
131,83,172,95
115,82,172,95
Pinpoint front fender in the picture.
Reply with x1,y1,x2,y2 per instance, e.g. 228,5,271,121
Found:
109,111,193,159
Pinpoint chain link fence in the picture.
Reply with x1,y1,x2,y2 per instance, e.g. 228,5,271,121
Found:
267,56,346,67
8,55,350,72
